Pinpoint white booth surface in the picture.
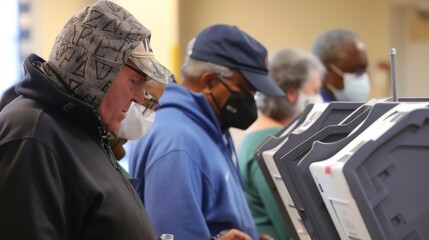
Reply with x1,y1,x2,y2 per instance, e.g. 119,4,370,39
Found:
310,102,429,240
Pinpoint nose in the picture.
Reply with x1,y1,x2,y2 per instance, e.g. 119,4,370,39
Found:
133,86,146,104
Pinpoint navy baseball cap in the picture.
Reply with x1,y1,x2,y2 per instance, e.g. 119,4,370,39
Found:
189,24,284,97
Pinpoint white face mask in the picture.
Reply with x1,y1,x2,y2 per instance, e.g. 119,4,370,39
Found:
328,65,370,102
294,90,324,116
114,102,156,140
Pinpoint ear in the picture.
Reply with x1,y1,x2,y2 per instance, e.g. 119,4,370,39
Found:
201,72,219,94
286,87,298,104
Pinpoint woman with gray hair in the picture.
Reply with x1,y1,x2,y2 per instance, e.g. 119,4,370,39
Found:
237,48,325,240
259,48,325,120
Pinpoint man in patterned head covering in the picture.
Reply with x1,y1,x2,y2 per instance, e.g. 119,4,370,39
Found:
0,1,172,239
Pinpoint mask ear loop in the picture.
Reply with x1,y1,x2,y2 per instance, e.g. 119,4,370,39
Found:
327,64,345,93
329,63,344,77
210,74,247,109
215,75,235,94
206,77,225,112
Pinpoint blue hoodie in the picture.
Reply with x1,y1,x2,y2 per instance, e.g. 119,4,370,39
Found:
128,83,258,240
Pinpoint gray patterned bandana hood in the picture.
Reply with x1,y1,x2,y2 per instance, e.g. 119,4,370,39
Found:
43,0,172,109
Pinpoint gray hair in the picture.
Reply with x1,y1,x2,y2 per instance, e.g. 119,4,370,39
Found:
181,58,234,82
256,48,325,121
312,29,362,66
181,37,234,81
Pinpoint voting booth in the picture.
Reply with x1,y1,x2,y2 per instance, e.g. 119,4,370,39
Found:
255,102,363,240
254,49,429,239
310,102,429,240
256,99,429,240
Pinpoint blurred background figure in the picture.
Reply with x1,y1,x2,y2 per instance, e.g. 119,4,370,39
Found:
237,48,325,240
312,29,370,102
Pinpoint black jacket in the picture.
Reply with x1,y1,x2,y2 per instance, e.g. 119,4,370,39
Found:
0,54,157,240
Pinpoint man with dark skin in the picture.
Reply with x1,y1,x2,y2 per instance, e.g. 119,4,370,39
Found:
312,29,370,102
129,24,283,240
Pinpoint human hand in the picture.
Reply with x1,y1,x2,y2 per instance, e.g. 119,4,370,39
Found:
259,234,273,240
216,229,251,240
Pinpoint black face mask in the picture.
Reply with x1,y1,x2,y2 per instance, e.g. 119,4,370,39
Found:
211,78,258,131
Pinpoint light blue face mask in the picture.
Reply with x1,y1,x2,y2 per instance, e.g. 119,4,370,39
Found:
328,65,370,102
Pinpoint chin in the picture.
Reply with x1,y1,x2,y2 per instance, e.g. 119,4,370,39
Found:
104,122,119,133
101,114,124,133
105,125,114,133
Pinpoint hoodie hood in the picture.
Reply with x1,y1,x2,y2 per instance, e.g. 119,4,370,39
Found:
159,83,223,140
43,0,153,109
17,54,107,139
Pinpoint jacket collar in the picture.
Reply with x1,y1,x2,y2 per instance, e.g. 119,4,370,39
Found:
16,54,108,140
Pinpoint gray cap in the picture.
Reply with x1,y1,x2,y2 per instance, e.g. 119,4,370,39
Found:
44,0,172,108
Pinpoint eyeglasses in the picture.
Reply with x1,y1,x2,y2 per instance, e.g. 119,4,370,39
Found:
125,62,161,115
216,75,256,97
141,92,160,116
124,62,152,83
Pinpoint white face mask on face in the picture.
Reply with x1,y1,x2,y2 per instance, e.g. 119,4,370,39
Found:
328,65,370,102
294,90,324,116
114,102,156,140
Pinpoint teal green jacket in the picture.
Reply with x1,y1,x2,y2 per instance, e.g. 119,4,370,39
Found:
238,128,291,240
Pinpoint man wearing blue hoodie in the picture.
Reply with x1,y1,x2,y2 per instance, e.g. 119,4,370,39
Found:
128,24,284,240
